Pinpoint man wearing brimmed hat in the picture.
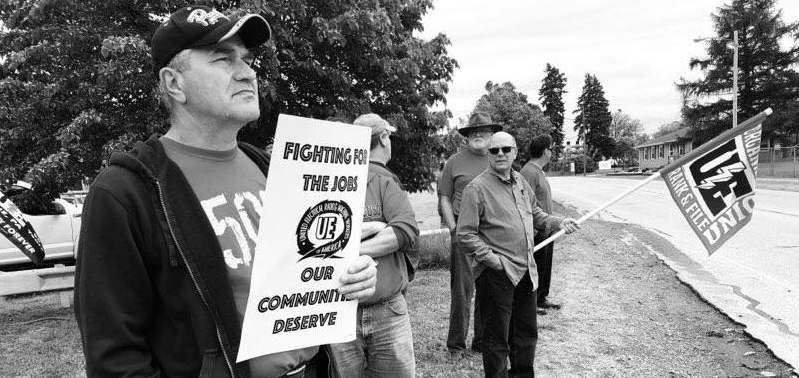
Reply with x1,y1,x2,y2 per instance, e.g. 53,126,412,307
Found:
75,6,377,378
329,113,419,377
437,111,501,358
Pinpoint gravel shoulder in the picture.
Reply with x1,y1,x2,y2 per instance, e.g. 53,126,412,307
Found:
531,202,795,377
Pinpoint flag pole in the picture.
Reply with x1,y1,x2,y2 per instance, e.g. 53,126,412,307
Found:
534,107,773,253
533,172,660,252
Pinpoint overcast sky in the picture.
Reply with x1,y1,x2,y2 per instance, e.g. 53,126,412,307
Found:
418,0,799,142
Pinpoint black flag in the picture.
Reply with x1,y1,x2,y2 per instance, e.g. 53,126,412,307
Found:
659,109,769,255
0,193,45,265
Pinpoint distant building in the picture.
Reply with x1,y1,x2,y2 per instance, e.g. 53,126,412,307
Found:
634,128,693,170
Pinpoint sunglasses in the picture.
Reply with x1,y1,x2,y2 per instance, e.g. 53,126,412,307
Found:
488,146,514,155
467,129,493,137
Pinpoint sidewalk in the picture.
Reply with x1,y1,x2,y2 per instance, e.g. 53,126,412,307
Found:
758,176,799,192
567,173,799,193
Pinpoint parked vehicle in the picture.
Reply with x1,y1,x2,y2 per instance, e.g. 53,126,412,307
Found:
0,184,84,271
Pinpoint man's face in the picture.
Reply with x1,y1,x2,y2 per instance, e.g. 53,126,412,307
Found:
180,35,260,125
488,133,517,175
466,127,493,151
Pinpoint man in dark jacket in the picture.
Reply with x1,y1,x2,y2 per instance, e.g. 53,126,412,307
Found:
74,6,377,378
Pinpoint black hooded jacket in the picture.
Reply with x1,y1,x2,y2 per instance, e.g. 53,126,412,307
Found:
74,135,270,378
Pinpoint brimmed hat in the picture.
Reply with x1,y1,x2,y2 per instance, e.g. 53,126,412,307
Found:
458,111,502,136
151,5,272,74
354,113,397,136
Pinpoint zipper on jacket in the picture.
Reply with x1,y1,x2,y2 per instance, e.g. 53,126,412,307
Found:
155,182,237,378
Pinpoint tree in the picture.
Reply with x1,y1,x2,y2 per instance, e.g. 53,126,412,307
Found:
677,0,799,144
252,0,458,193
652,121,683,138
474,81,552,169
609,110,644,166
433,124,464,167
574,74,614,159
538,63,567,157
1,0,165,212
0,0,457,208
635,133,651,146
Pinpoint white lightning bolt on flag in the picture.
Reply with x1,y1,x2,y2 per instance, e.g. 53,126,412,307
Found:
696,162,747,190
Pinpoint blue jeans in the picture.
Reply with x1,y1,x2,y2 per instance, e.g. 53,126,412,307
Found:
329,293,415,378
476,269,538,378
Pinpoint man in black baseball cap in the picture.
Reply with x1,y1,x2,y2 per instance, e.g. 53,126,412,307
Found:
75,5,378,378
151,5,271,74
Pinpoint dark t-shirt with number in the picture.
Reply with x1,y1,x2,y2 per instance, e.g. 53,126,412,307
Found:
161,136,317,377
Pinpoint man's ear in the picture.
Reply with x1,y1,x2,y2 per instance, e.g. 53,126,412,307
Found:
380,131,391,147
159,67,187,104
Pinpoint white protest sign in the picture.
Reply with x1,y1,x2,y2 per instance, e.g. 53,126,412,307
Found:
237,114,370,362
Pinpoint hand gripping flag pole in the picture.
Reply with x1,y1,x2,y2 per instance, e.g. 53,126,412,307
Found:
534,108,771,255
532,169,661,252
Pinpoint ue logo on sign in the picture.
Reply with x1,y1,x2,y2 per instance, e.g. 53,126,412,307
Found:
296,200,352,261
313,215,341,241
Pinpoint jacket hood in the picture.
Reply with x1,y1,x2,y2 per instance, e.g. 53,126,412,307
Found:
108,135,171,185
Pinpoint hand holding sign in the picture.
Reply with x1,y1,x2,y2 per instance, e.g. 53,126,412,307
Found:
337,255,377,300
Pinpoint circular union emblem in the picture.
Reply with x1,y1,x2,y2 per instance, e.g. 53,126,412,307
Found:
296,200,352,261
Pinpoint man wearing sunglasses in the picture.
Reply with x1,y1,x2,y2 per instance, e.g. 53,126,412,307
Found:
437,111,502,358
457,132,579,378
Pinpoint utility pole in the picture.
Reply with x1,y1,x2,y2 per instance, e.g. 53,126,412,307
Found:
580,101,587,176
732,30,739,127
694,31,739,128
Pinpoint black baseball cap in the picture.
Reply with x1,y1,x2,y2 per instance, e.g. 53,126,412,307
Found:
151,5,271,74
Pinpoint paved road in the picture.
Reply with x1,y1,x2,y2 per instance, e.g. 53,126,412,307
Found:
549,175,799,371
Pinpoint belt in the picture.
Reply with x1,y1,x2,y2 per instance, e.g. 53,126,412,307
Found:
277,363,305,378
359,292,403,309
